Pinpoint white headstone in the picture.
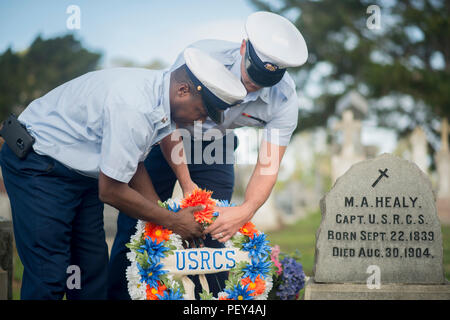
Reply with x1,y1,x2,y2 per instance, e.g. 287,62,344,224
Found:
336,90,369,119
435,118,450,199
315,154,446,284
410,127,429,174
435,118,450,224
331,110,366,183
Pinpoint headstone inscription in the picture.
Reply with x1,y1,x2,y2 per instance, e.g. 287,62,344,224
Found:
305,153,450,299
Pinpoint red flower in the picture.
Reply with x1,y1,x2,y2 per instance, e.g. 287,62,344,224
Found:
146,282,167,300
239,221,258,239
181,188,216,225
241,275,266,296
145,222,172,244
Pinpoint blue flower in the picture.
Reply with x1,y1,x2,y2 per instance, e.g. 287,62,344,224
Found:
156,288,184,300
216,200,236,207
242,259,271,282
276,257,306,300
224,284,254,300
137,262,168,288
242,233,270,260
167,202,181,213
137,237,170,264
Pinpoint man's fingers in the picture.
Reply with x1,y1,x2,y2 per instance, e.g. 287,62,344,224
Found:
204,221,221,235
219,234,232,243
188,205,204,214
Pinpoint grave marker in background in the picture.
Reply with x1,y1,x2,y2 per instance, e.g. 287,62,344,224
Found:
305,154,450,299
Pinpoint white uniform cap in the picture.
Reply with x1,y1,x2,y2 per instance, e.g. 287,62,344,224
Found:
183,47,247,124
245,11,308,68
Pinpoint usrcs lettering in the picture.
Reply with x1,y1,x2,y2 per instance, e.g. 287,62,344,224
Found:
225,249,236,268
176,249,236,271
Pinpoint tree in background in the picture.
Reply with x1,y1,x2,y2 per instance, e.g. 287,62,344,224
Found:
250,0,449,147
0,34,101,120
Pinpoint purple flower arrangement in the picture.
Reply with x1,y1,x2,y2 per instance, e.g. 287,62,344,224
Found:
268,245,306,300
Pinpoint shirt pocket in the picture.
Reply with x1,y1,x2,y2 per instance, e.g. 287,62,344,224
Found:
149,105,169,132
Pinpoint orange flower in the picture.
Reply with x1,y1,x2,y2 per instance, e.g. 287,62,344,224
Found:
145,222,172,244
181,188,216,225
219,295,231,300
239,221,258,239
146,282,167,300
241,275,266,296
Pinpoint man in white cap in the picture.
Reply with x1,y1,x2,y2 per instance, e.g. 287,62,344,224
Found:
0,48,246,299
108,11,308,299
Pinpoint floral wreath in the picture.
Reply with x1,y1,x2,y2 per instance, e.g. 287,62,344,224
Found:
126,189,274,300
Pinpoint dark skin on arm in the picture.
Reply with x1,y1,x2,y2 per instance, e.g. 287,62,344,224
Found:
98,163,204,242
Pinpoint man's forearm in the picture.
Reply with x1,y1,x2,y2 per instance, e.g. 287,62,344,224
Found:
242,163,278,220
129,162,160,203
99,172,175,229
160,131,192,187
242,140,286,219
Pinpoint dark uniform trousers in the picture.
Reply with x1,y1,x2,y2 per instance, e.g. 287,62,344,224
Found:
107,134,237,300
0,143,108,300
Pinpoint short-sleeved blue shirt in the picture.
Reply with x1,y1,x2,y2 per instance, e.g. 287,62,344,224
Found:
19,68,174,183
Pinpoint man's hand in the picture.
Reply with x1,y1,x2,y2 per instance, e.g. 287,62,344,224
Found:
170,205,205,243
203,205,252,243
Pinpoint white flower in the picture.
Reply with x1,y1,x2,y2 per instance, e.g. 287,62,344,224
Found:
130,220,145,242
169,233,184,250
255,276,273,300
224,240,234,248
217,291,228,300
126,264,146,300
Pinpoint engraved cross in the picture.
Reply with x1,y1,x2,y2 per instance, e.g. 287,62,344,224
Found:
372,168,389,188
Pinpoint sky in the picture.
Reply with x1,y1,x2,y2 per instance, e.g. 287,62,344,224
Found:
0,0,254,67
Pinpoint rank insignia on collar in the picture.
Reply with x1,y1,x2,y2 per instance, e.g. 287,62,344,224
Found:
264,63,277,72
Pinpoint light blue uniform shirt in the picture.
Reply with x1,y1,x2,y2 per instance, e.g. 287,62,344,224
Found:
171,40,300,146
19,68,174,183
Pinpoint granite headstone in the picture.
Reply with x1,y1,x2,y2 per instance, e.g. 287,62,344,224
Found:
305,153,449,299
315,153,445,284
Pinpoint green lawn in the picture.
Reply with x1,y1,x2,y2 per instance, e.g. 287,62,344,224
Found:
11,210,450,299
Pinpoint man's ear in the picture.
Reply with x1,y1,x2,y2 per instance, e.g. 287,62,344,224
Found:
176,82,191,97
240,39,246,56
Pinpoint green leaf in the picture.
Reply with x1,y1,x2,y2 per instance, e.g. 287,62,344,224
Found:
231,234,246,249
158,200,168,209
199,289,213,300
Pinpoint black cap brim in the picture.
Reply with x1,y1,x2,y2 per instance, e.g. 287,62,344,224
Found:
204,102,224,124
244,41,286,87
184,64,230,125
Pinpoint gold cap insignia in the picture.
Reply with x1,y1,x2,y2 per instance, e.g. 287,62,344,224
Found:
197,85,202,91
264,63,277,72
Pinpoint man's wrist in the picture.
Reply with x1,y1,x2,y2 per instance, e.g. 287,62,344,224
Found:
240,201,258,221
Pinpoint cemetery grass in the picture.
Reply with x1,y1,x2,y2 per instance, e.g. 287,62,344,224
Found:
10,210,450,299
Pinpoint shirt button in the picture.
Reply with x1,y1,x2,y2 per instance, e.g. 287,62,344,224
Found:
161,116,168,123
